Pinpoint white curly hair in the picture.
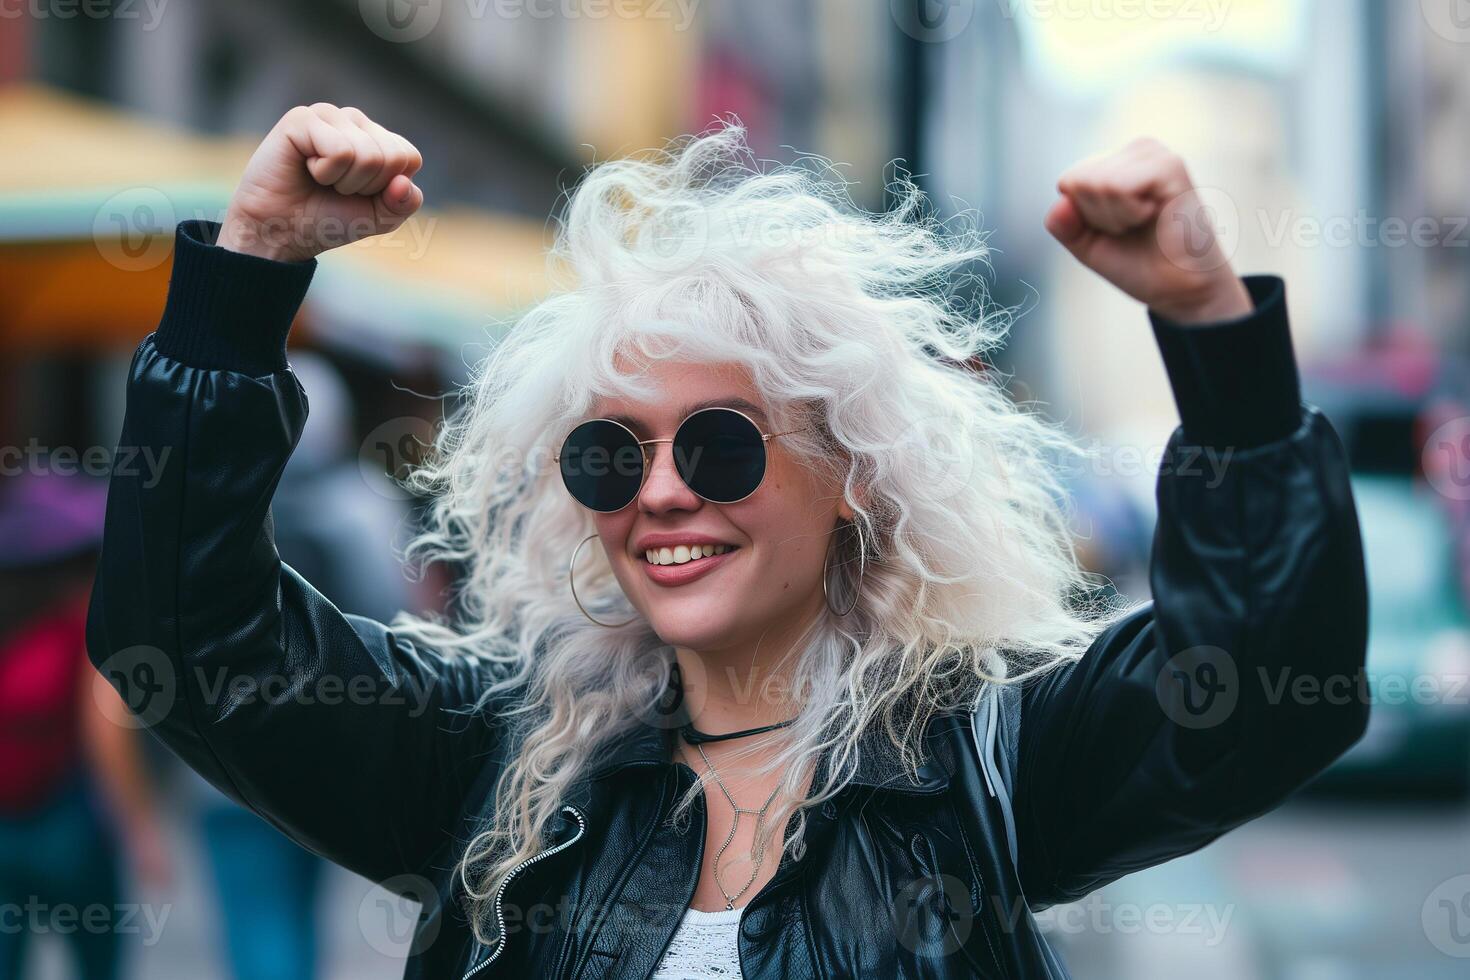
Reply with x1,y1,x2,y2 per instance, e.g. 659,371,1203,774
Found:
390,118,1116,945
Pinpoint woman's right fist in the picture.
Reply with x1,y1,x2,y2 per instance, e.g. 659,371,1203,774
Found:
216,103,424,262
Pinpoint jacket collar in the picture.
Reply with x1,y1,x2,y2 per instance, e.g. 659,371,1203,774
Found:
584,708,955,796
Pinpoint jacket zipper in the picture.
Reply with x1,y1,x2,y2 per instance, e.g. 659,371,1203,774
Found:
461,804,587,980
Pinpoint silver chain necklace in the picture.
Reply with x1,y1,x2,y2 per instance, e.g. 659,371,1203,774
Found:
693,740,782,911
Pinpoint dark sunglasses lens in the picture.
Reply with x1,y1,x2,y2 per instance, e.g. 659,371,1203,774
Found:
674,409,767,503
559,420,644,511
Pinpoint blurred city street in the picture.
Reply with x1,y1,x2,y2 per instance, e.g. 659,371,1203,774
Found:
15,791,1469,980
17,801,405,980
1060,799,1470,980
5,1,1470,978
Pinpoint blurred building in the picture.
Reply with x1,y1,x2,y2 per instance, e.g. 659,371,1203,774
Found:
8,0,910,215
4,3,1470,979
1394,0,1470,354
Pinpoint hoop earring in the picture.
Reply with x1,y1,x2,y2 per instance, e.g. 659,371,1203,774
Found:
569,533,638,628
823,519,867,618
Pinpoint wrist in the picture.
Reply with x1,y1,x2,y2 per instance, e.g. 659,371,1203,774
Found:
216,208,315,264
1149,275,1301,449
1149,275,1254,326
153,220,317,375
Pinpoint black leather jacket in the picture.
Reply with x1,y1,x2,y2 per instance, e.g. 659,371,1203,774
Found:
87,220,1369,979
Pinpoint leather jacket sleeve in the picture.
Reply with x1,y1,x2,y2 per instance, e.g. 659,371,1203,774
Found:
85,220,504,886
1011,274,1369,909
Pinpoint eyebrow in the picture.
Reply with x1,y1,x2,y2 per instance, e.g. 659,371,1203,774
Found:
603,397,772,433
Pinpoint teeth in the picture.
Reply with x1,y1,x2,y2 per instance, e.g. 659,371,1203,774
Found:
644,543,732,565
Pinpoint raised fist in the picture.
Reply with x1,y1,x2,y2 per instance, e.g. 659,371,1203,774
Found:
1045,137,1252,324
217,103,424,262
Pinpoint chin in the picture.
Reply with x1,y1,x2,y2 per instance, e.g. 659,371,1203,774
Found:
645,607,735,651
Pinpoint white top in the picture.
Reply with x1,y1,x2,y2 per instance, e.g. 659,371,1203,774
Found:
650,905,745,979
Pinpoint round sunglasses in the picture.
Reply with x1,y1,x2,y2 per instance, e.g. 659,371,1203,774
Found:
555,407,802,512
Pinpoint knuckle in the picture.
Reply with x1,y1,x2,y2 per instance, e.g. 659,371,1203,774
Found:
393,139,419,163
1069,162,1103,187
1140,139,1185,171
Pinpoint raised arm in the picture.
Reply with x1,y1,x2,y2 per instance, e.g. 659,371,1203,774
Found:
85,106,503,885
1015,140,1369,906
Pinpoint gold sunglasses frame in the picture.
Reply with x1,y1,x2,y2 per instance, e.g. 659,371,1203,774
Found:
553,406,803,512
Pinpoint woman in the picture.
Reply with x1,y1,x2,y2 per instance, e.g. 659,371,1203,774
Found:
86,104,1368,979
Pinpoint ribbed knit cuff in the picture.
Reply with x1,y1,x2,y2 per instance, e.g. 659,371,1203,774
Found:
152,220,318,376
1149,275,1301,450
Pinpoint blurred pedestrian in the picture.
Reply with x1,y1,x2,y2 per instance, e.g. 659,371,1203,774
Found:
0,473,168,980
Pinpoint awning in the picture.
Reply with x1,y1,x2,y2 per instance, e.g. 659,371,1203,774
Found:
0,84,552,354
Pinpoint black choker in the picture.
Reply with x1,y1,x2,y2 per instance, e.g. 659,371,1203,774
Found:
680,717,797,745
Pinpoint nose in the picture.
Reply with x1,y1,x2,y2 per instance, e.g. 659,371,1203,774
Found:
637,440,702,515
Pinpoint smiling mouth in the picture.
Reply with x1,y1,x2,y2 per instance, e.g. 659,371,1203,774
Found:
642,544,736,566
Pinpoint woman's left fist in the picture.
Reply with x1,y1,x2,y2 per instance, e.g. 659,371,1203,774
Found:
1044,137,1253,324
